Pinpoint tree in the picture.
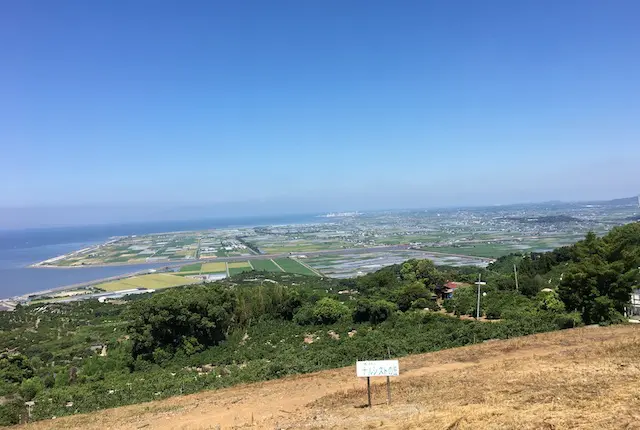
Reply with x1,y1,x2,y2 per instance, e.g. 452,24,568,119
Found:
536,290,565,313
311,298,349,325
396,281,431,312
558,258,631,324
447,286,479,316
352,300,397,324
127,285,237,362
0,353,34,385
293,305,315,325
400,259,445,289
19,377,43,401
355,267,400,295
519,274,547,297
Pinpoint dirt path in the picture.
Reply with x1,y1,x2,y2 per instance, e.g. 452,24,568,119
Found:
20,325,640,430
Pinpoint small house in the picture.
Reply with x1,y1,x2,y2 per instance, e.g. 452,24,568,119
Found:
440,281,469,300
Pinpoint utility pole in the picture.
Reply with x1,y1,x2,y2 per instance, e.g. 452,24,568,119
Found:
514,264,519,292
475,274,487,320
476,274,481,319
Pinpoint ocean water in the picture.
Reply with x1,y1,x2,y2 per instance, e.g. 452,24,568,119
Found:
0,214,323,299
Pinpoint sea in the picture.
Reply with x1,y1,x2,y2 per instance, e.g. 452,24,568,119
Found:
0,214,324,299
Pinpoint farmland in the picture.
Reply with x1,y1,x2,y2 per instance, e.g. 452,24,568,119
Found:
5,222,640,426
227,261,251,269
226,261,252,276
249,259,282,272
200,262,227,273
183,258,320,278
23,200,639,303
94,273,198,291
272,258,318,276
36,232,255,267
34,202,638,272
179,263,202,272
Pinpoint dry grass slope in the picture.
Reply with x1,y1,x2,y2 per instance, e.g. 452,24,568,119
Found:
19,325,640,430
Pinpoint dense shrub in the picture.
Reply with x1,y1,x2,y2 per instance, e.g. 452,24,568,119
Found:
0,354,34,385
127,285,236,361
19,377,43,401
310,298,350,325
0,401,21,427
352,299,397,324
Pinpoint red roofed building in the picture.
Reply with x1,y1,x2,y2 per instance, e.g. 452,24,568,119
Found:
440,281,469,299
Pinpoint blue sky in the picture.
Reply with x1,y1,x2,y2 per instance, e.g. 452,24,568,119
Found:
1,1,639,226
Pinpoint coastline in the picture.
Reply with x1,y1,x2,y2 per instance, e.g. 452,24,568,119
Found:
28,220,331,269
3,246,496,303
0,216,331,301
17,268,157,298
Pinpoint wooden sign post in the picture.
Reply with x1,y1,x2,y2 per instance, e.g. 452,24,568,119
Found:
386,376,391,404
356,360,399,407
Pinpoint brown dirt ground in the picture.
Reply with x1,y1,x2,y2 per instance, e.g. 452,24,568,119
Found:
18,324,640,430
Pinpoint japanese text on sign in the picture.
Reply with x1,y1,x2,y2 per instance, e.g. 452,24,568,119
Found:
356,360,399,377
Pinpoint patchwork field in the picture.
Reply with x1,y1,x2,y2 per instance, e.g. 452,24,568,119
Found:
249,259,282,272
179,263,202,272
224,261,250,276
272,258,318,276
201,262,227,273
95,274,198,291
227,261,251,269
174,258,322,278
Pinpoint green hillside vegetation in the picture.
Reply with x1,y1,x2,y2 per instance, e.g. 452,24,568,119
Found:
451,222,640,324
0,222,638,426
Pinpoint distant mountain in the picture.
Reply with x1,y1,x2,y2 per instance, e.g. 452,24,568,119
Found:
587,196,638,207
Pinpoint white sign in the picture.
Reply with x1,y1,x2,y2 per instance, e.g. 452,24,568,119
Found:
356,360,399,377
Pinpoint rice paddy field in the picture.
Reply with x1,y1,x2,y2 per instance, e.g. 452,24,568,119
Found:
201,262,228,273
228,262,251,269
95,273,199,291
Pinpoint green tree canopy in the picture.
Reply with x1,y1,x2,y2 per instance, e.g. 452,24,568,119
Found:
352,299,397,324
310,297,349,325
127,285,237,362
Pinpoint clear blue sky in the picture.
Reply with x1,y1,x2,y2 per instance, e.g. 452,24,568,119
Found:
1,1,639,226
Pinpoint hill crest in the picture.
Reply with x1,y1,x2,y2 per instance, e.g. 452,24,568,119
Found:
20,324,640,430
